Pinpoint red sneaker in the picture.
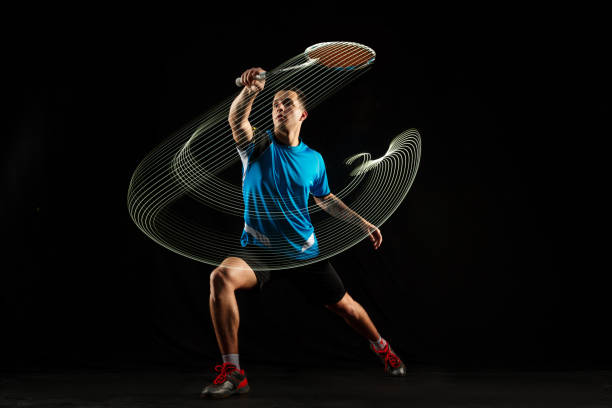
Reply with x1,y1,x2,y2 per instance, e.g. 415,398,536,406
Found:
200,363,250,399
371,343,407,376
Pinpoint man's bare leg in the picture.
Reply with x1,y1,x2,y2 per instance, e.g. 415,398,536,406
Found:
325,292,380,341
202,257,258,398
326,291,407,375
209,257,258,355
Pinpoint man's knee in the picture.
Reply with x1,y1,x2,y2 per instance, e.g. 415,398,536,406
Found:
210,266,233,293
325,292,357,319
210,257,256,293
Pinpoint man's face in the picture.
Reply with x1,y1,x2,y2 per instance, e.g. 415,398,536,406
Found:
272,90,306,130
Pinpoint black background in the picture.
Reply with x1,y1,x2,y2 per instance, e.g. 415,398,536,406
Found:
3,12,609,372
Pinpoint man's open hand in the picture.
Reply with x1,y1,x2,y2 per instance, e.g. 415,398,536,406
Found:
363,222,382,250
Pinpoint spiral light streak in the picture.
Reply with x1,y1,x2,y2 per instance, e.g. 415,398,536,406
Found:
127,42,421,269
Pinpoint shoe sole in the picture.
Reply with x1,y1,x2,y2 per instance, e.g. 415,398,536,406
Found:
385,367,408,377
201,384,250,399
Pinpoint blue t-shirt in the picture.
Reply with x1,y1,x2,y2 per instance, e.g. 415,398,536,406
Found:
236,129,331,259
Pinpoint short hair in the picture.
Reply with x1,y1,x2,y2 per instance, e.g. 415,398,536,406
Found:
276,88,308,111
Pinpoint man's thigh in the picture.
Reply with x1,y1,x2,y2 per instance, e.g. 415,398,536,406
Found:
226,246,274,292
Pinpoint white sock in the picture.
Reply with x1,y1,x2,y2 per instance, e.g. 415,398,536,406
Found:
369,336,388,352
222,354,240,370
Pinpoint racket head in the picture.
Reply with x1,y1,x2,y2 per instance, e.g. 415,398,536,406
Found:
304,42,376,70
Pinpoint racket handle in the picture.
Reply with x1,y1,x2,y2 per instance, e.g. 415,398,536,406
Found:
235,71,267,87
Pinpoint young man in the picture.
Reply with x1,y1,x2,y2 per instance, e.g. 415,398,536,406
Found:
200,67,406,399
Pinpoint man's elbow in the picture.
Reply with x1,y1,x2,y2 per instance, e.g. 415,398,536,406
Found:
314,193,334,207
228,115,242,131
230,124,253,146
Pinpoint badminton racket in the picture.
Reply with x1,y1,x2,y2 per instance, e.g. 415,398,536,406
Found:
235,41,376,87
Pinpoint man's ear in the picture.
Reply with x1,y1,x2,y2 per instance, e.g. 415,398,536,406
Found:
300,109,308,121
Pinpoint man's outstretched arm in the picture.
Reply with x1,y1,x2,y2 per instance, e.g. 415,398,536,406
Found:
228,67,266,146
313,193,382,250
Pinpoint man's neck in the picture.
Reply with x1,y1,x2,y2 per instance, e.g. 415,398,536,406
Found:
273,127,301,147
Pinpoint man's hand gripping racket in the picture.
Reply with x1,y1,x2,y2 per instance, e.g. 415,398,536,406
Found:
239,67,266,92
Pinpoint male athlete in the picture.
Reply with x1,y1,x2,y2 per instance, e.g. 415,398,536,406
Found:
200,67,406,399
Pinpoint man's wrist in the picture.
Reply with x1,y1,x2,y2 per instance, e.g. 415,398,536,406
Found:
243,87,260,98
360,220,373,232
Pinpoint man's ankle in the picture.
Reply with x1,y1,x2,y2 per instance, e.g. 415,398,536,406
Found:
222,353,240,370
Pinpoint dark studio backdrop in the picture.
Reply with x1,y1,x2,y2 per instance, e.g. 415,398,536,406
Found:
3,15,609,373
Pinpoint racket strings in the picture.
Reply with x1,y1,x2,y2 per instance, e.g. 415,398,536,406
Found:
306,42,376,69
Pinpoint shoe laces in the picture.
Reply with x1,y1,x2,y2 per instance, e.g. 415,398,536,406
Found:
213,363,237,385
375,343,401,369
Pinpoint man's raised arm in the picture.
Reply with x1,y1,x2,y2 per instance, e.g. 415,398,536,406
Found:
228,67,266,146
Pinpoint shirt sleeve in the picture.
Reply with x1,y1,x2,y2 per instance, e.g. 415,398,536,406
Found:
236,140,255,180
310,154,331,198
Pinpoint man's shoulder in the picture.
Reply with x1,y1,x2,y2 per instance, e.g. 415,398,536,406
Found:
236,127,272,163
304,145,324,161
252,127,273,145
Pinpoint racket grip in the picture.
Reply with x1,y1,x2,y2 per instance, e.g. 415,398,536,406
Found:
235,71,267,87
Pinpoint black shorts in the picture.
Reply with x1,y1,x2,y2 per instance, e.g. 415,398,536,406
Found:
230,245,346,306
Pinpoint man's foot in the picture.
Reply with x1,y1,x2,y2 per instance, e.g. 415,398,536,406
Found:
200,362,250,399
371,343,407,376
